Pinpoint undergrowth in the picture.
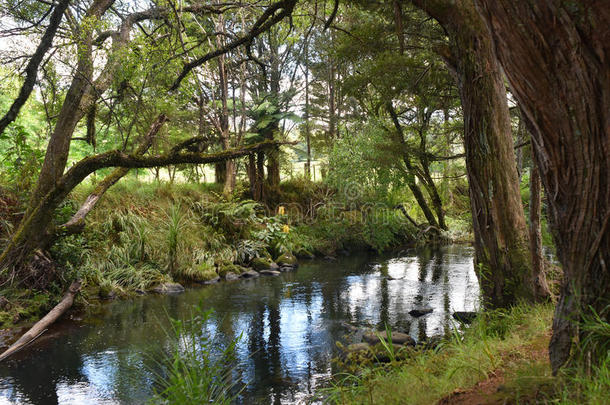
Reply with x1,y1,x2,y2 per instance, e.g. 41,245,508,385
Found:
321,303,610,405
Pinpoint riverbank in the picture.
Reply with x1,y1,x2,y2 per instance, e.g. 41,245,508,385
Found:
0,179,436,330
0,244,482,403
322,303,609,404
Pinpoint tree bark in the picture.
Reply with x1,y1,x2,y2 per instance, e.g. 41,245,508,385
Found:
411,0,536,307
27,0,115,210
474,0,609,373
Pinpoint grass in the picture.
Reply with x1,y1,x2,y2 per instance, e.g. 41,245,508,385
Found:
322,303,610,404
323,304,553,404
149,304,243,405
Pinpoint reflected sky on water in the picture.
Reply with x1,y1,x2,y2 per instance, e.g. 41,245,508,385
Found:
0,244,479,404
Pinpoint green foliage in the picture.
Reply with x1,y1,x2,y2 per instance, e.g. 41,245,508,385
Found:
150,306,242,404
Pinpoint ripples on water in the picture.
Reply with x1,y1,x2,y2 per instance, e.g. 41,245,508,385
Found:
0,244,479,404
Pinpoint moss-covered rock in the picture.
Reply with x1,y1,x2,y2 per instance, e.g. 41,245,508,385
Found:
276,252,297,267
251,257,273,271
217,263,245,277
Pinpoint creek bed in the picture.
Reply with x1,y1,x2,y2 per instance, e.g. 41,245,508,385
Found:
0,244,479,405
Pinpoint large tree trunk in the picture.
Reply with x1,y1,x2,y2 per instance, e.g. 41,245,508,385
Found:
475,0,609,373
411,0,538,307
28,0,115,210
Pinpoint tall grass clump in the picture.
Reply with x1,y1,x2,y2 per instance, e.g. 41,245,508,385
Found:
150,305,243,405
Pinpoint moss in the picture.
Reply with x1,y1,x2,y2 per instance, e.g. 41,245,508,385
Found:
217,263,244,277
251,257,272,270
276,252,297,266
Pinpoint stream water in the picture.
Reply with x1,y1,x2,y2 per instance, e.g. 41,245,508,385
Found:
0,244,479,405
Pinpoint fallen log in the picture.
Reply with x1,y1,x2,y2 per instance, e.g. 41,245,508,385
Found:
0,280,81,362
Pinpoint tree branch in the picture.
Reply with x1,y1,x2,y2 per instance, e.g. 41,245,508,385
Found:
0,0,71,136
170,0,297,91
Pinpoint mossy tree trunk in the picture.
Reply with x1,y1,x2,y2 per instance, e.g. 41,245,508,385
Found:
475,0,609,373
411,0,547,307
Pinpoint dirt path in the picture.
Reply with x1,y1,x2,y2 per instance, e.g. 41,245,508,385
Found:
437,333,551,405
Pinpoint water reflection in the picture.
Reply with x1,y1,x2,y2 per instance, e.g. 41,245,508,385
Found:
0,244,479,404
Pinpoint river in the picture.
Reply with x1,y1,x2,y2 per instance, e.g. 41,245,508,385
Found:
0,244,479,404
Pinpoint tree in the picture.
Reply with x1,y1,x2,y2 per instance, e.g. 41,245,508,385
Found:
409,0,550,307
0,0,297,287
474,0,609,373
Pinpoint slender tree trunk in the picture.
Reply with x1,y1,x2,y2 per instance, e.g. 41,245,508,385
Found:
529,146,550,301
304,40,311,180
387,103,441,229
475,0,609,373
411,0,538,307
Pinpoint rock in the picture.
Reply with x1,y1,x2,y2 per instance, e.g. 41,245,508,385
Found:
276,252,298,267
151,282,185,294
453,311,477,324
259,270,281,276
202,277,220,285
345,343,370,353
340,322,360,332
135,289,147,295
99,289,117,300
251,257,273,271
241,270,260,279
279,265,295,272
372,343,408,363
269,262,280,270
419,335,444,350
323,255,337,262
218,263,244,277
225,272,240,281
195,267,220,283
409,306,433,317
363,331,415,346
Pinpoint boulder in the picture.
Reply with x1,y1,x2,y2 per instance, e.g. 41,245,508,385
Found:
151,282,185,294
279,266,295,272
269,262,280,270
259,270,281,276
251,257,273,271
409,306,433,317
276,252,298,267
225,272,240,281
363,331,415,346
241,269,260,279
453,311,477,324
